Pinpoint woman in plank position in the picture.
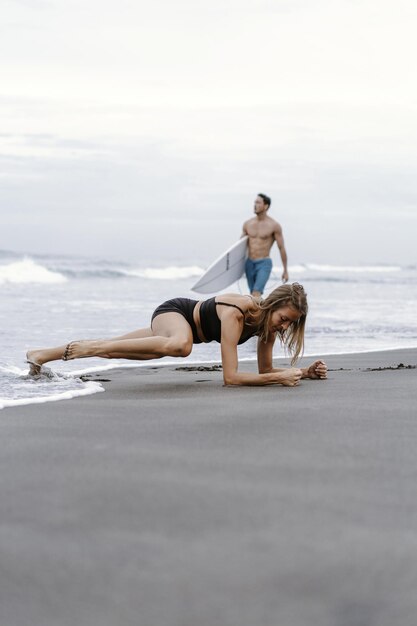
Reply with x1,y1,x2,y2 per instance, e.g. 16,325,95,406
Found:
26,282,327,386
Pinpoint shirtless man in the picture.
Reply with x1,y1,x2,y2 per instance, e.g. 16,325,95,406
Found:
241,193,289,298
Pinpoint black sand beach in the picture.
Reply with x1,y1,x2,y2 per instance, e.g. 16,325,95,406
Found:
1,348,417,626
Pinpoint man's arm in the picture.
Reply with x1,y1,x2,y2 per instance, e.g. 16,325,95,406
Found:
274,223,288,283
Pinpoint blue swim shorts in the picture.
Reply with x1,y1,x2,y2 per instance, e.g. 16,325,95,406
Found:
244,257,273,294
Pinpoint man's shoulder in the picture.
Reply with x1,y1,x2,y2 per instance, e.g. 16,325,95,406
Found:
242,216,257,229
267,216,282,231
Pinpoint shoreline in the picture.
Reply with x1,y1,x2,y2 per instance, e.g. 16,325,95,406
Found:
2,345,417,410
68,342,417,373
1,348,417,625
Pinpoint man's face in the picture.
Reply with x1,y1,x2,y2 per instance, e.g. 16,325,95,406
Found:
254,196,268,215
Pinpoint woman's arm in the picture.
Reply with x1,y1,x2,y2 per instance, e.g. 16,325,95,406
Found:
220,310,301,387
258,337,327,384
256,336,303,385
258,332,327,381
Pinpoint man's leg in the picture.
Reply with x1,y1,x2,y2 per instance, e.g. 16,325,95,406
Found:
245,258,256,293
252,258,273,297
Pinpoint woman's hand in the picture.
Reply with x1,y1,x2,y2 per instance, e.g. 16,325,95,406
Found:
303,360,328,380
278,368,303,386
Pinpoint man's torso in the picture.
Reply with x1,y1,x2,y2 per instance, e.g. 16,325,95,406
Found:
245,216,279,259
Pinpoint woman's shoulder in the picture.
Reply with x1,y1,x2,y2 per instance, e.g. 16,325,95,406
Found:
215,293,257,312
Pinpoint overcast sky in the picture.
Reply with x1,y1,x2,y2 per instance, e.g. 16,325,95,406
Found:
1,0,416,264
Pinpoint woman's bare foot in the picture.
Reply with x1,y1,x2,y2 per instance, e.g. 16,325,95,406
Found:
62,340,101,361
26,350,46,375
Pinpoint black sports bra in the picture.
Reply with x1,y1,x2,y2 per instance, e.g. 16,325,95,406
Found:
199,297,256,344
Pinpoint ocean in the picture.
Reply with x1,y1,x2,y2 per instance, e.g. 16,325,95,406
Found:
1,248,416,410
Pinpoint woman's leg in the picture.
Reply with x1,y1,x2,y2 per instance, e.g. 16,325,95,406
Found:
26,313,194,371
27,329,156,370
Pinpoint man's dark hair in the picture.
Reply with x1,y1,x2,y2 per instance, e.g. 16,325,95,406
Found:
258,193,271,208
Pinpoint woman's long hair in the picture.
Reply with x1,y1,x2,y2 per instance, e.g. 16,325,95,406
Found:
247,283,308,365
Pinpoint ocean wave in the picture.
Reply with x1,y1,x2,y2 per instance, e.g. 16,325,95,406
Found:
0,249,21,260
43,265,204,280
121,263,404,280
122,265,204,280
0,252,410,287
0,258,67,285
62,268,135,279
304,264,402,273
0,255,204,281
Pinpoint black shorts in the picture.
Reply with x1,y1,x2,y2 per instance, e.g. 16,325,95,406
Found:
151,298,201,344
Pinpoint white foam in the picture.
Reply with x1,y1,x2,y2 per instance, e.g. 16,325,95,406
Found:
0,381,104,409
0,258,67,284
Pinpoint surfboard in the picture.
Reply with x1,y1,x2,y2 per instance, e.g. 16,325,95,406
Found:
191,236,248,294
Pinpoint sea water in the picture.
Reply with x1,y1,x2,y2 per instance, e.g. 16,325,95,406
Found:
1,248,416,409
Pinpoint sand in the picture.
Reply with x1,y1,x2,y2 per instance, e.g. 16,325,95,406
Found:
1,348,417,626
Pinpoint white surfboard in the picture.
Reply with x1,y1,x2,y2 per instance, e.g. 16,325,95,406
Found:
191,236,248,294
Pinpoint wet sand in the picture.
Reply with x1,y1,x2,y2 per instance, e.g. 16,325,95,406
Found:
1,348,417,626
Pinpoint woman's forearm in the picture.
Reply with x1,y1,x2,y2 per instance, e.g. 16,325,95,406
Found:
264,366,310,379
223,370,282,386
258,366,289,377
224,368,301,387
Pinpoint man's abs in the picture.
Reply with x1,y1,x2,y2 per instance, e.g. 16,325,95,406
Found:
247,235,274,259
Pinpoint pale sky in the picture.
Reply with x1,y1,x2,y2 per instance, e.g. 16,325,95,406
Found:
1,0,416,264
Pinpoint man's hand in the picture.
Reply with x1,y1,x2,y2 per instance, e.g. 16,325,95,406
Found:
282,269,289,283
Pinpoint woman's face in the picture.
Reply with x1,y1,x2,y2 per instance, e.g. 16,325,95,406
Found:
269,305,301,334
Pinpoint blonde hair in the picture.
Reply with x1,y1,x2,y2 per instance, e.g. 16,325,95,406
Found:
247,283,308,364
